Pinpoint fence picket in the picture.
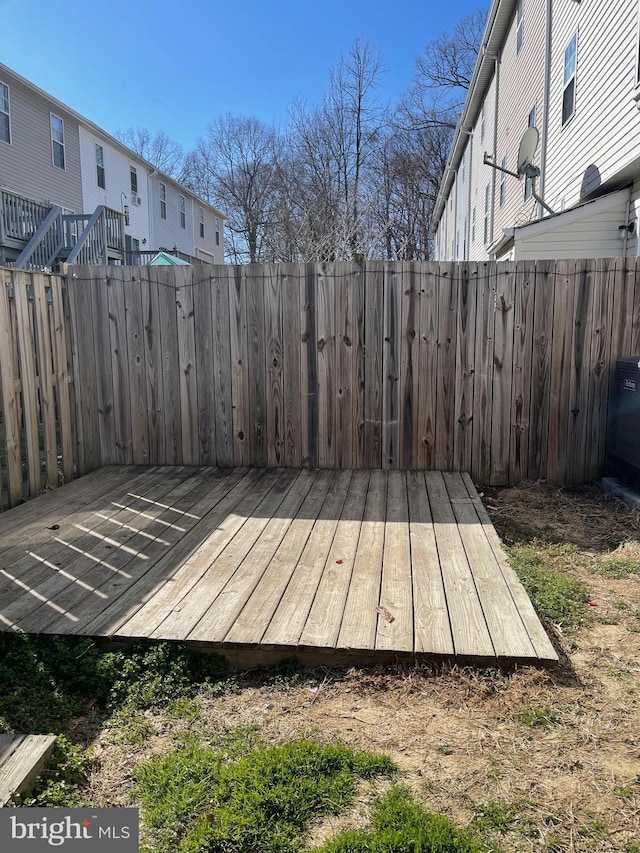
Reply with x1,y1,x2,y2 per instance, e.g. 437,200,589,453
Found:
2,258,639,510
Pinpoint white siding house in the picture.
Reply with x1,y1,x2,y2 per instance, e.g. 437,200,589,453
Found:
432,0,640,261
0,62,225,267
79,127,151,248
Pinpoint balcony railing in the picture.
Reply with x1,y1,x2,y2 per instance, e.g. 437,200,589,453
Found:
13,206,64,270
0,190,50,243
65,206,124,266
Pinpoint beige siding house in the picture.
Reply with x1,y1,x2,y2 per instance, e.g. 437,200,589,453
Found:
0,71,83,213
0,63,225,268
433,0,640,261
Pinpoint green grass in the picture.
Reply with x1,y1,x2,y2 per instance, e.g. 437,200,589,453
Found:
471,800,523,832
517,707,562,728
314,786,496,853
506,543,591,628
0,635,229,807
134,735,395,853
595,558,640,579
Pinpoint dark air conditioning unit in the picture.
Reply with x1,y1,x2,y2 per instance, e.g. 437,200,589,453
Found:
607,357,640,477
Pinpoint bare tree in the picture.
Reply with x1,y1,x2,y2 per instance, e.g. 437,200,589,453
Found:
415,10,487,103
183,115,282,263
283,36,386,261
115,127,185,178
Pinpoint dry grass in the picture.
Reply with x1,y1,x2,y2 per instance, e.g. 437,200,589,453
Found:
82,480,640,852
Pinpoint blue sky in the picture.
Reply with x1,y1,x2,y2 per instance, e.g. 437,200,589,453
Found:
0,0,486,151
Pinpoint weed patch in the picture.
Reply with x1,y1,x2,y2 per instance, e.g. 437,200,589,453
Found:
595,558,640,579
472,800,523,832
517,707,562,728
0,634,228,733
13,735,94,807
314,786,493,853
134,736,394,853
507,543,591,628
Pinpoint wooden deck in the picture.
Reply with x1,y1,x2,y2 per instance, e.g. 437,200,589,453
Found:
0,466,557,666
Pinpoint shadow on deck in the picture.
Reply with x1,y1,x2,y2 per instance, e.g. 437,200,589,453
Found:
0,466,558,669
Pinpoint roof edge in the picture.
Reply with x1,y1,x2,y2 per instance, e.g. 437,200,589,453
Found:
0,62,226,220
431,0,518,232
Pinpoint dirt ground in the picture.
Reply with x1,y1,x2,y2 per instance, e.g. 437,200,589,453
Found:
86,481,640,852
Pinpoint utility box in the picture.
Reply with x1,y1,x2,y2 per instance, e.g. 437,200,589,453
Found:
607,357,640,476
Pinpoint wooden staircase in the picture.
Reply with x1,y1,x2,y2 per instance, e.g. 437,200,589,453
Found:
1,190,124,270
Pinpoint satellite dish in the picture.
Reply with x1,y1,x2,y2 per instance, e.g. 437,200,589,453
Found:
517,127,539,176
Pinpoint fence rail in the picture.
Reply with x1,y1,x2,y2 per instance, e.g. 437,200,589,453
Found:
1,259,639,509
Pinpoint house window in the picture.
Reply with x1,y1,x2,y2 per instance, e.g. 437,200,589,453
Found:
562,34,577,125
483,184,491,244
471,207,476,242
461,153,465,183
480,105,485,142
130,166,138,195
95,144,105,188
499,156,507,207
51,114,65,169
528,105,536,128
215,217,220,246
199,207,204,238
0,82,10,144
516,0,523,55
159,182,167,219
179,195,186,229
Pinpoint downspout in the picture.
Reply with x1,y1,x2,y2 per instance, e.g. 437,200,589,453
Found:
623,191,632,257
538,0,553,219
148,168,157,250
466,132,473,259
490,53,501,255
453,169,458,258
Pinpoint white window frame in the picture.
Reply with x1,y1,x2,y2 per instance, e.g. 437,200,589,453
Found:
179,195,186,229
562,33,578,126
50,114,65,170
199,207,205,239
471,207,476,243
0,82,10,145
130,165,138,195
516,0,523,55
480,105,485,143
159,182,167,220
499,156,507,207
95,143,105,188
215,217,220,246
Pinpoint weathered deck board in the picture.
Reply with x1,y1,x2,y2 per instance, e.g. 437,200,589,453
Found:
338,469,386,652
0,735,57,806
125,468,278,639
0,467,557,666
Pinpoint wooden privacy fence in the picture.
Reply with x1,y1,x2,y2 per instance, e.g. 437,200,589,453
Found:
0,270,75,508
1,258,640,509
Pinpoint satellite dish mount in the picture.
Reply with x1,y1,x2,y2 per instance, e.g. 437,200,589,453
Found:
483,126,555,216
